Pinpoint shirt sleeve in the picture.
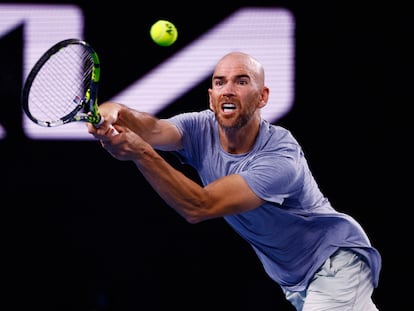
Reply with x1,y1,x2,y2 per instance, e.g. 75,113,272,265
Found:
239,143,304,205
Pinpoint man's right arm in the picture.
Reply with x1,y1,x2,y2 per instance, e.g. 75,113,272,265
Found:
92,102,183,151
117,105,182,151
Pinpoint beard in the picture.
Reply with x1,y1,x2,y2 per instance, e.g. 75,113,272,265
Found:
214,109,255,131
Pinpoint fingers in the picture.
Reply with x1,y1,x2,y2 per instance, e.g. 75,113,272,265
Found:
108,125,120,136
87,120,115,137
97,123,117,137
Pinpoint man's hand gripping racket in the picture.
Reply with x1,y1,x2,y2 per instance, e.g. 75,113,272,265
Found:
21,38,118,135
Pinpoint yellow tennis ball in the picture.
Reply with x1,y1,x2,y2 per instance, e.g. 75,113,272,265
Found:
150,20,178,47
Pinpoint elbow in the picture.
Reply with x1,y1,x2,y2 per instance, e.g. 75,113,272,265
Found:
184,216,202,224
180,203,212,224
176,193,216,224
183,212,207,224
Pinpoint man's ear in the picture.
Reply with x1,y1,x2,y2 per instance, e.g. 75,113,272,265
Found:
258,86,270,108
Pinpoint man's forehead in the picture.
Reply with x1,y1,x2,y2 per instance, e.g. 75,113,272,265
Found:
214,63,252,77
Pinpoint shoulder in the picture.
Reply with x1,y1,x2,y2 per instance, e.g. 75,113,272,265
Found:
167,109,215,130
259,120,300,149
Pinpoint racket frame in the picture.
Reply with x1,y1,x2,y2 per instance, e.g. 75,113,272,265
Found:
21,38,103,127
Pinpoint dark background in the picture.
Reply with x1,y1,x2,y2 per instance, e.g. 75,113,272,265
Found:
1,0,411,310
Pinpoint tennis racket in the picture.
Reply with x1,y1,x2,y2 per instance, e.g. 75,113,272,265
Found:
22,38,113,132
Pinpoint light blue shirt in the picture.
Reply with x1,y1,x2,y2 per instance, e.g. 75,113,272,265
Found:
167,109,381,291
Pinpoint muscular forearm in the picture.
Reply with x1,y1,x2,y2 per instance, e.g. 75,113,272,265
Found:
132,143,212,224
117,105,160,141
117,105,181,150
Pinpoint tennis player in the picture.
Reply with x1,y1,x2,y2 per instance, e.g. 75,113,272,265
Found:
88,51,381,310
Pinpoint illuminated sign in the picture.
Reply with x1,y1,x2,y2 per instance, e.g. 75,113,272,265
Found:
0,4,295,140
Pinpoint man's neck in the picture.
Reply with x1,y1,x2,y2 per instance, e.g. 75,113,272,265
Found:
219,120,260,154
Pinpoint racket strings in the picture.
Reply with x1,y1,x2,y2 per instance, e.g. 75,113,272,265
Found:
27,44,94,123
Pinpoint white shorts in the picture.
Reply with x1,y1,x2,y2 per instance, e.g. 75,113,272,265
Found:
282,249,379,311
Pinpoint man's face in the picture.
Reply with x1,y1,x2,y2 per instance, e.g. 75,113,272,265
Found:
208,56,262,130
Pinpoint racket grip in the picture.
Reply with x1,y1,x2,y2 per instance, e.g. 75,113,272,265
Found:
94,114,105,127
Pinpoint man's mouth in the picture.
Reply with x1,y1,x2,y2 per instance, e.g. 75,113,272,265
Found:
222,103,236,113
